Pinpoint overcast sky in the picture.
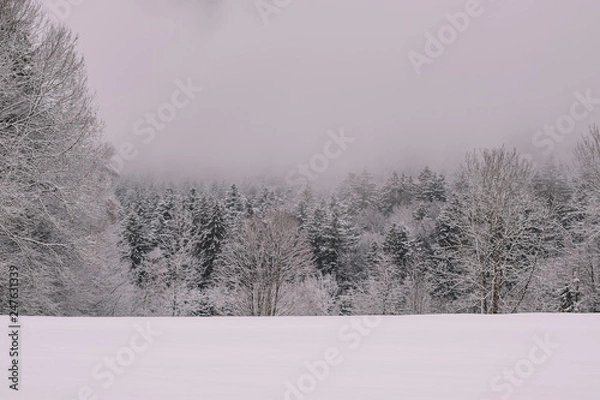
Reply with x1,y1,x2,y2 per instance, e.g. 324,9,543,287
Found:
40,0,600,181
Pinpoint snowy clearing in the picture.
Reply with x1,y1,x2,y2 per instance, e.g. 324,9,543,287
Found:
2,314,599,400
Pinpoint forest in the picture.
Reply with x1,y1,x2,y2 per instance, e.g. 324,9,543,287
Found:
1,0,599,318
113,144,599,317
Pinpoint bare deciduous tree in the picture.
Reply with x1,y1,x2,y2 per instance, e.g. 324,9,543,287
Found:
438,148,555,314
571,125,600,311
214,211,318,316
0,0,122,315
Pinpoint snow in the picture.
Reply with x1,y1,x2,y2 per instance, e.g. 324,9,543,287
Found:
2,314,599,399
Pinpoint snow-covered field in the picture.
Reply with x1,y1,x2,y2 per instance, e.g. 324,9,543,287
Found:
1,314,599,399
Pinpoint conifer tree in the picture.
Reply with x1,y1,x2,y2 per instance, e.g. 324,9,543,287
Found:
416,166,446,203
152,188,177,254
198,200,227,285
121,203,153,286
295,185,315,224
225,184,245,217
379,171,403,215
382,223,412,276
341,170,378,213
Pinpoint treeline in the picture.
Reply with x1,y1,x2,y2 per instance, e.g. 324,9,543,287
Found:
2,0,598,318
116,137,600,316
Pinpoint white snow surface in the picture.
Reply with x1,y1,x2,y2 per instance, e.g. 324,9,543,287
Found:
1,314,599,399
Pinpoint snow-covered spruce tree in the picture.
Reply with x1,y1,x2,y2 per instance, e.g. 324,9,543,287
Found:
0,1,127,315
382,223,411,277
306,203,333,274
431,196,472,311
532,159,574,224
365,240,381,267
415,166,447,203
355,223,433,315
326,195,360,280
120,202,154,286
339,169,379,214
400,173,417,205
559,273,580,313
224,184,246,220
378,172,417,214
304,197,360,286
379,171,403,215
435,148,557,314
152,187,177,250
183,187,207,268
253,187,277,215
197,198,227,286
133,196,206,316
295,185,315,224
409,168,447,227
213,211,319,316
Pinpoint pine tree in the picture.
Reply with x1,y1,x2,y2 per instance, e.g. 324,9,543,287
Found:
253,187,276,214
182,188,211,281
559,272,580,312
559,284,574,312
306,204,332,273
412,204,428,222
416,166,446,203
244,197,255,217
328,196,362,286
198,200,227,285
225,184,245,216
382,223,411,274
137,197,206,316
366,241,382,268
379,171,402,215
295,185,315,224
430,197,468,304
183,187,200,214
305,197,360,277
400,173,416,205
152,188,177,254
121,203,153,286
341,170,378,213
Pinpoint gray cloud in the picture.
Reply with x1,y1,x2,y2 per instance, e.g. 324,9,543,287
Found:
43,0,600,180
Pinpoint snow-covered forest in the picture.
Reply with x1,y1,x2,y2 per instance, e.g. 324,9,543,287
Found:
3,2,600,398
114,144,600,317
1,0,600,318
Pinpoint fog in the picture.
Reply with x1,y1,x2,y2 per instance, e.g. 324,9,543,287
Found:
41,0,600,181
